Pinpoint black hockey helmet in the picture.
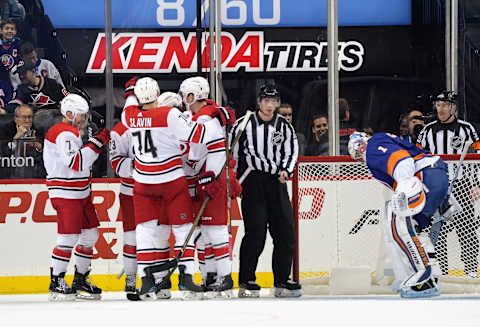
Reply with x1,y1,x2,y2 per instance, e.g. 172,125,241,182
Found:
433,90,457,104
257,84,280,101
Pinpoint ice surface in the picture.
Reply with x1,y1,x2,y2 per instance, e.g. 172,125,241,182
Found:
0,291,479,327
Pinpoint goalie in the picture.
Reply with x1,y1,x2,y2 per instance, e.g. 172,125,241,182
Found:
348,132,453,298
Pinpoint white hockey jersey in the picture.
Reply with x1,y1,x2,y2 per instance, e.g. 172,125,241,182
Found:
10,58,64,90
110,121,134,196
121,100,225,184
43,122,99,199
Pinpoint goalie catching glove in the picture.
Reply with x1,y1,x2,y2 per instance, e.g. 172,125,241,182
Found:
85,128,111,154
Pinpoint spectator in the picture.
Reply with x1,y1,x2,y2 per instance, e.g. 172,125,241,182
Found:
305,113,329,156
0,18,21,81
278,103,306,155
398,113,408,139
339,98,356,155
0,104,42,178
0,78,13,113
6,59,68,113
10,41,65,90
406,109,425,144
0,1,25,24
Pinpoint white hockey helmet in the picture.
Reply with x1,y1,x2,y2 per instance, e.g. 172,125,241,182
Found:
134,77,160,104
394,176,426,217
348,132,370,161
179,76,210,106
60,93,89,121
158,91,183,108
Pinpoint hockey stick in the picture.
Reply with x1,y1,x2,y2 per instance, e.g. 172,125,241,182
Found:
143,111,253,285
429,141,472,245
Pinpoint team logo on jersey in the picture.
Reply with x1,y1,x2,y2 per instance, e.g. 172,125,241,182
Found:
1,53,14,70
31,92,56,107
272,131,284,145
451,136,463,150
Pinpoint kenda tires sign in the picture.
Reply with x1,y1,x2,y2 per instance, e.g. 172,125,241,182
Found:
86,31,364,74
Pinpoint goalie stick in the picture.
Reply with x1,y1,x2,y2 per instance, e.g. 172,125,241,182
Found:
128,110,253,301
429,140,472,245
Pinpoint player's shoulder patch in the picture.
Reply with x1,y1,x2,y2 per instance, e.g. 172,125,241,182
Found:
112,121,128,136
45,122,79,143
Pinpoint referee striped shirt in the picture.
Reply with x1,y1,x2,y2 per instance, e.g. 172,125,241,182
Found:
417,119,480,154
229,111,299,178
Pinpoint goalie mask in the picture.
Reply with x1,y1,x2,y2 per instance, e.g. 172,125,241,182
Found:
393,176,426,217
348,132,370,161
134,77,160,105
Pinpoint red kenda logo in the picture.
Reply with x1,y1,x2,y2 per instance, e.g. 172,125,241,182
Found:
86,31,365,74
86,31,264,73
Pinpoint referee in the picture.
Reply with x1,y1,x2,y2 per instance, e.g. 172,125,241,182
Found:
229,84,300,298
417,90,480,278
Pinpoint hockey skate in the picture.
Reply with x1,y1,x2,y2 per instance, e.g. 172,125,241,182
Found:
135,276,156,301
124,274,137,300
202,272,218,299
154,275,172,299
48,270,76,302
400,278,440,298
272,280,302,298
238,281,261,298
206,274,234,299
178,265,204,300
71,268,102,300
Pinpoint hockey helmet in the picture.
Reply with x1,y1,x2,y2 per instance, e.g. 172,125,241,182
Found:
257,84,280,101
158,91,183,108
60,93,89,121
348,132,370,161
394,176,426,217
134,77,160,104
179,76,210,105
434,90,457,104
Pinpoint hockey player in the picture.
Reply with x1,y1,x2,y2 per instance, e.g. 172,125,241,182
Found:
109,120,136,298
44,93,110,301
121,77,235,300
178,77,242,298
348,132,451,298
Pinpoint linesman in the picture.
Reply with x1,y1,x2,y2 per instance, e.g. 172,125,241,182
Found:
417,90,480,278
229,84,301,298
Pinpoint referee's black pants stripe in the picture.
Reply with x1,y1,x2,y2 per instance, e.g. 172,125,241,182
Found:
239,171,296,286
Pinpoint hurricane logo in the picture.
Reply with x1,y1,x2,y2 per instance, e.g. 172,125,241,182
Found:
272,131,284,145
1,54,14,70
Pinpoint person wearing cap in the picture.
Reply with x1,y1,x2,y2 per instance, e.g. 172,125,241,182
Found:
229,84,301,298
5,59,68,113
417,91,480,279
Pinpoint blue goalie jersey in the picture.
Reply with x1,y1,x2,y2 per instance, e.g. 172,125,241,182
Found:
366,133,438,189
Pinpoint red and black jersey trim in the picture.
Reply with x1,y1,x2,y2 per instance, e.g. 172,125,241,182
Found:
68,151,83,171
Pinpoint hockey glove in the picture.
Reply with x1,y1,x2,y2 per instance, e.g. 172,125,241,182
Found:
86,128,111,154
213,106,236,126
229,171,242,199
123,76,138,99
197,171,221,198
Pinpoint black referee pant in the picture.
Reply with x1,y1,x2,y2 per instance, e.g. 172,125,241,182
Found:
239,171,296,286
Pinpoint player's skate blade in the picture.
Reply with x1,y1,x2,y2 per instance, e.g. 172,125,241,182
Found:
400,279,440,298
238,281,261,298
48,292,76,302
273,280,302,298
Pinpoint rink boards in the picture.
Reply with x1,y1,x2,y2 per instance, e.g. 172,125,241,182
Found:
0,179,279,294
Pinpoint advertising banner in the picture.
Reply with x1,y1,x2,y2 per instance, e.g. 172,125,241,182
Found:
43,0,411,29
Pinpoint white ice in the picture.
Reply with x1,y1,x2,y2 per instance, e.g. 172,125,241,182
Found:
1,291,479,327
